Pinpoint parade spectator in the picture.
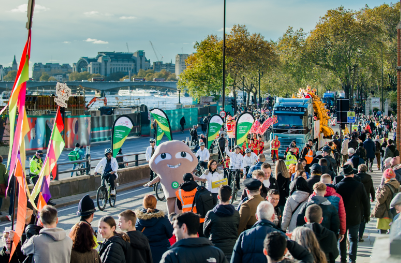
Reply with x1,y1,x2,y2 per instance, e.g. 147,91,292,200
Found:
263,232,298,263
119,210,153,263
348,148,365,170
238,178,264,235
296,182,340,235
348,135,359,151
306,164,322,190
218,133,226,162
302,205,338,263
204,186,240,260
372,168,400,234
374,135,382,170
0,228,25,263
69,222,101,263
363,133,376,172
319,158,335,180
390,156,401,183
161,212,227,263
291,227,327,263
336,164,370,263
390,193,401,222
267,189,282,228
341,135,349,166
260,163,278,191
322,146,337,175
200,159,224,200
180,116,186,133
0,156,7,216
384,139,398,159
275,160,291,212
355,164,375,241
241,170,268,200
136,195,174,263
282,177,311,233
232,202,314,263
22,205,72,263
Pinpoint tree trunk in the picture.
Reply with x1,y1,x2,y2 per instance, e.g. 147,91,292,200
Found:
247,91,251,107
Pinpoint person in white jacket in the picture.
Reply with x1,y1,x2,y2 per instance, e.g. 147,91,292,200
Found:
200,159,225,200
225,145,244,190
146,138,157,180
242,149,258,175
95,148,118,195
341,135,349,166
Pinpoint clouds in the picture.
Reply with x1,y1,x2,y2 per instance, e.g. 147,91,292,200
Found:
84,11,99,16
217,27,232,32
63,41,71,44
120,16,136,20
85,38,109,44
11,4,50,13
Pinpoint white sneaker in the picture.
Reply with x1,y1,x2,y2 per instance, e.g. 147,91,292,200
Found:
111,189,116,196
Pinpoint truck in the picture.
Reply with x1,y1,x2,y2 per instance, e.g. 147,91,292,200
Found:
271,98,315,158
322,91,336,110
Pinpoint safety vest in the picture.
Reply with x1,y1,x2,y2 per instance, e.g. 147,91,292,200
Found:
29,156,43,177
285,153,297,169
305,148,313,164
176,188,205,223
271,140,280,150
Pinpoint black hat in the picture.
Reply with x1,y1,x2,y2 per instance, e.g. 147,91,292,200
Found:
77,195,96,217
75,143,80,147
322,146,331,153
183,173,194,182
342,164,354,176
36,150,43,157
243,178,262,190
310,163,322,173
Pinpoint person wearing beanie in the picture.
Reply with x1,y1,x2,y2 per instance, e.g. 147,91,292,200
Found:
69,195,98,248
390,193,401,222
372,168,400,234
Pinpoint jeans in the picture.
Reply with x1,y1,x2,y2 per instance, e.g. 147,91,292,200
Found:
359,218,365,239
367,158,374,169
8,192,14,216
199,161,208,170
103,173,117,190
339,224,359,262
71,163,78,177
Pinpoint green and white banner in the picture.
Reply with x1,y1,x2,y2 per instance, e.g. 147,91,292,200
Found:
150,108,173,145
112,116,134,157
207,115,224,149
235,112,254,148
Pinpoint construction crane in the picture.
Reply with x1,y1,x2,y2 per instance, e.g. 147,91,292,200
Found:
149,41,162,61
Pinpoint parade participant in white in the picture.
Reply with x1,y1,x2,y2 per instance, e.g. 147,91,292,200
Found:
195,142,210,170
200,159,225,199
95,149,119,195
225,145,244,170
146,138,157,181
242,149,258,171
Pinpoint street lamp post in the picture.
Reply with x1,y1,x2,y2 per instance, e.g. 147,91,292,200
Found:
222,0,226,112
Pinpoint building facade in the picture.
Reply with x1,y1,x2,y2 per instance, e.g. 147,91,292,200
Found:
175,54,189,76
73,51,151,77
32,63,72,80
152,61,175,74
2,56,18,78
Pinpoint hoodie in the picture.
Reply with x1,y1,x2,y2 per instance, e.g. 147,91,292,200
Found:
21,227,72,263
203,204,240,256
296,196,340,235
126,231,153,263
310,186,346,235
303,223,338,263
135,209,173,263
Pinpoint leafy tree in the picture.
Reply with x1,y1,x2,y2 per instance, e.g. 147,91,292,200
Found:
39,72,50,81
69,72,92,81
3,70,17,81
107,72,126,81
48,76,57,81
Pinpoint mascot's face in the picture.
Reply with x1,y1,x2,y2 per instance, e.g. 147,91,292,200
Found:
149,140,198,180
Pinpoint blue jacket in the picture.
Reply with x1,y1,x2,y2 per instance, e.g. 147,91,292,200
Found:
363,139,376,159
247,162,263,178
231,220,313,263
135,209,173,263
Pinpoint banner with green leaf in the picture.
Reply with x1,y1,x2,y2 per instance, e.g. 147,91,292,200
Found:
150,108,173,145
207,115,224,149
112,116,134,157
235,112,254,148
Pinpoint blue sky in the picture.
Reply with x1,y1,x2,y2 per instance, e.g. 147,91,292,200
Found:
0,0,392,73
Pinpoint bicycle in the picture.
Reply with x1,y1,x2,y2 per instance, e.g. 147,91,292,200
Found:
154,181,165,201
225,168,240,204
96,173,117,211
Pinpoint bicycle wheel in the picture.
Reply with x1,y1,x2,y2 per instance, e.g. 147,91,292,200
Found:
155,182,165,201
230,176,237,204
109,189,117,207
96,186,108,211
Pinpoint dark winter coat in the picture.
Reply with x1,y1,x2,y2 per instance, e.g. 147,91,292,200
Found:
160,237,227,263
70,249,101,263
231,220,313,263
296,196,340,235
306,175,321,191
135,209,174,263
203,204,240,256
324,155,337,175
348,139,359,151
363,138,376,159
126,231,153,263
355,172,375,201
349,154,365,170
303,223,339,263
276,172,291,207
321,166,335,180
98,235,129,263
336,177,370,226
0,245,25,263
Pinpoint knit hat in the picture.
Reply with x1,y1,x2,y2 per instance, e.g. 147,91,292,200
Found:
390,193,401,208
383,168,396,180
77,195,96,216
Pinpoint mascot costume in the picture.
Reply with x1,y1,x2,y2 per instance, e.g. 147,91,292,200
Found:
148,140,198,214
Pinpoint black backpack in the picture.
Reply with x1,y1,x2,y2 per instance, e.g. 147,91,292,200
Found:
191,186,216,218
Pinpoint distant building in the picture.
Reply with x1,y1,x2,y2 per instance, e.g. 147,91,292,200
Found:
0,65,3,81
152,61,175,74
175,54,189,76
2,55,18,77
73,51,151,77
32,63,72,80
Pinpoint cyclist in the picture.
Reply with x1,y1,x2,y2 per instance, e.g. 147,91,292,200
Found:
195,142,210,170
95,148,118,195
242,148,258,177
146,138,157,181
225,144,244,190
69,143,86,177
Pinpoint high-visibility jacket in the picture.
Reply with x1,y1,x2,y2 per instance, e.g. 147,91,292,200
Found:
305,148,313,164
29,156,43,178
176,188,204,223
285,153,297,169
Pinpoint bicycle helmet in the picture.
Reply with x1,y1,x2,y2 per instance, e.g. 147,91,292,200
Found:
150,139,156,143
245,148,251,153
105,148,112,156
234,145,241,149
